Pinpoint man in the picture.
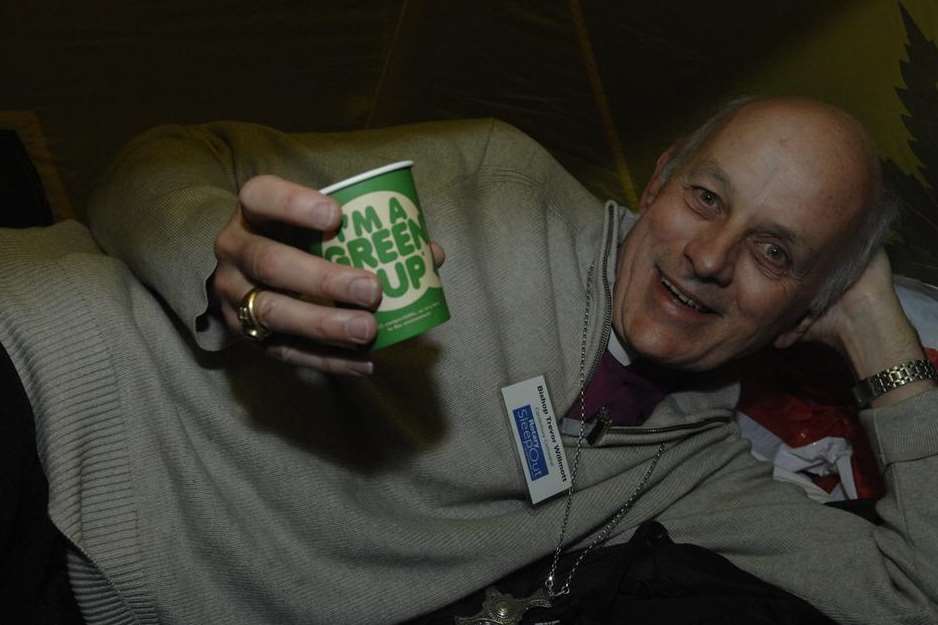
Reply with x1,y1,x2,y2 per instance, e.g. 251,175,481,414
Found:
3,97,935,623
180,97,925,393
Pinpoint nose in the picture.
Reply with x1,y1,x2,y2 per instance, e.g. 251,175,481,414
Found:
683,225,737,286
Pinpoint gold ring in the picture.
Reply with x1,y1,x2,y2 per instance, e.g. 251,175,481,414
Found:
237,287,272,341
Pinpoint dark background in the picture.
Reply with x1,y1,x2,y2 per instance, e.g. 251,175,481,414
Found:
2,0,935,283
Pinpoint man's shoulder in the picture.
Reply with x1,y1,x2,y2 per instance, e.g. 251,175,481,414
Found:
0,220,101,272
289,117,552,179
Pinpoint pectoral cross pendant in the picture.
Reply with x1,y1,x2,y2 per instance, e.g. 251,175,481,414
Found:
455,586,551,625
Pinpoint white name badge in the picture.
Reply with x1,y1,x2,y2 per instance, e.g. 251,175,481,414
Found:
501,375,572,504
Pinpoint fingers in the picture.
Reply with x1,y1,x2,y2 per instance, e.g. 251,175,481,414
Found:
215,264,378,348
216,227,382,309
239,175,341,232
264,338,375,376
211,174,448,376
430,241,446,269
221,293,375,376
220,289,375,375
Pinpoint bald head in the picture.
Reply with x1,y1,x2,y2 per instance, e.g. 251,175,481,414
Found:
611,96,898,371
718,98,877,203
665,97,878,200
658,96,894,314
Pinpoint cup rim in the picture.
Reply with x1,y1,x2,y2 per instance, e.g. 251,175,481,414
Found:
319,160,414,195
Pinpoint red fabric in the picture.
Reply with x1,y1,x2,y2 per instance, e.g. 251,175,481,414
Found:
738,345,938,500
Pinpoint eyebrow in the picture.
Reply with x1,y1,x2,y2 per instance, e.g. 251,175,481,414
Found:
685,159,818,260
763,224,800,248
686,159,734,196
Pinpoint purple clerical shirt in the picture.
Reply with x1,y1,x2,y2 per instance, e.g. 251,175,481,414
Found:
566,334,674,427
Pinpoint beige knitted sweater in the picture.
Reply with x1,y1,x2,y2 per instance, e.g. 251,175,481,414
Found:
0,119,935,624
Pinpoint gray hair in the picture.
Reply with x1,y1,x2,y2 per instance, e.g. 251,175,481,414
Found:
657,96,898,316
809,182,898,315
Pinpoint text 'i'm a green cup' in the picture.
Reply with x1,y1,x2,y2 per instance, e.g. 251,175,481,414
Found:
312,161,449,350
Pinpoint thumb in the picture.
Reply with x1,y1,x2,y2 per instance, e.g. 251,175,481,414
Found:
774,312,820,349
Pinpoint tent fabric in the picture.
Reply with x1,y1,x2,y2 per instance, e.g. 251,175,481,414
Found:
3,1,937,285
3,3,938,618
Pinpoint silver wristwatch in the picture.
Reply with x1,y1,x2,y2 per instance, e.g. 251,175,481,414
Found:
852,359,938,408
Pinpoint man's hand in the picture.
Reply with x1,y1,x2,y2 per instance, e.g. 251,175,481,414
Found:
800,249,934,407
211,175,445,375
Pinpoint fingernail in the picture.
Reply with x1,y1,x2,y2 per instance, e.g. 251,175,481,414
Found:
351,277,381,306
348,361,374,376
312,201,340,229
347,316,374,342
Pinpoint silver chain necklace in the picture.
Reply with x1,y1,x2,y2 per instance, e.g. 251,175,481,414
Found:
458,266,667,625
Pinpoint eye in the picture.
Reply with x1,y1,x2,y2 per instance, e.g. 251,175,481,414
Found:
697,188,719,206
757,242,791,269
684,185,721,215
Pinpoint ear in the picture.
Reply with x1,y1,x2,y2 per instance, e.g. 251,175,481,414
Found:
773,313,816,349
639,144,678,212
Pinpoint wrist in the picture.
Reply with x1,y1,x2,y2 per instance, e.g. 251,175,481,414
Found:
852,360,938,409
835,293,938,407
835,292,923,379
841,325,926,380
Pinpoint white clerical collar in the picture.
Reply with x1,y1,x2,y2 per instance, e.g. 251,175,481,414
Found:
607,329,632,367
606,207,639,368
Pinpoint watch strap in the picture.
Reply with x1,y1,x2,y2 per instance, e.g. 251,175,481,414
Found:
852,359,938,408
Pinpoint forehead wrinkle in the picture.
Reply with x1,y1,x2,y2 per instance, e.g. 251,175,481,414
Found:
686,159,734,196
730,147,821,253
689,155,815,258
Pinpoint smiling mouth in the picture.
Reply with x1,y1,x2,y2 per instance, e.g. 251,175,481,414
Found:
660,275,714,314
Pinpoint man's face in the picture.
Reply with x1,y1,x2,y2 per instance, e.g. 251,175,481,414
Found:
613,102,869,371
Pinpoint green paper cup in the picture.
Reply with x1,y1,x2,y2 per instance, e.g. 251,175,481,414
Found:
313,161,449,350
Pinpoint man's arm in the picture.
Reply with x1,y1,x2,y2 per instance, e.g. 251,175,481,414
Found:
87,121,475,373
662,250,938,623
805,250,937,405
88,124,243,351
